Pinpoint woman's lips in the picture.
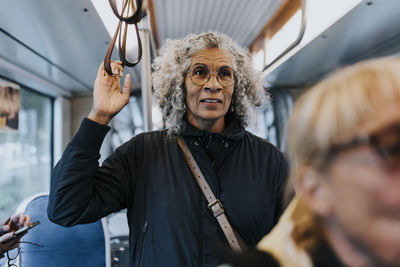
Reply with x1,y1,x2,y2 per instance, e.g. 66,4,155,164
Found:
200,98,222,103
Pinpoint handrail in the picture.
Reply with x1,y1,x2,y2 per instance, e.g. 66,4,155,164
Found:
109,0,146,24
104,0,146,76
263,0,307,71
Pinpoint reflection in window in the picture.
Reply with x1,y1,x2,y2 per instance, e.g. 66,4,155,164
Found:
0,81,52,220
110,96,143,150
252,0,361,70
109,95,166,151
265,10,301,65
246,101,278,146
265,0,361,66
246,89,293,150
303,0,361,42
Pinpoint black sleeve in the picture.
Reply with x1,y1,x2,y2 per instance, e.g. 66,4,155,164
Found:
47,118,138,226
273,152,289,225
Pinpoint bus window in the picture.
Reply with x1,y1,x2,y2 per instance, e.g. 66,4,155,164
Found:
0,79,53,220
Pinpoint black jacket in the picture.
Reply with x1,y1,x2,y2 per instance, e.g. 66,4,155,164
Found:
48,118,288,267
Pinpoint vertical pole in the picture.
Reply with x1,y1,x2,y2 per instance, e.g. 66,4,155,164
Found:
140,23,152,132
53,97,71,165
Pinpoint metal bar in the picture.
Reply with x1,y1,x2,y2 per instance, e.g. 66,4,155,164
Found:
0,28,92,92
147,0,160,49
140,23,152,131
262,0,307,71
0,56,71,97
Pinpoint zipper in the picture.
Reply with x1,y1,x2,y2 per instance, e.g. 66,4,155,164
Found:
139,220,148,267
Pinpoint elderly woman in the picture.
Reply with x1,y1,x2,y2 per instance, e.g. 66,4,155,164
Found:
223,57,400,267
48,32,288,267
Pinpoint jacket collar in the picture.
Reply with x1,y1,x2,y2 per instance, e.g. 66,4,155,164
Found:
181,115,245,141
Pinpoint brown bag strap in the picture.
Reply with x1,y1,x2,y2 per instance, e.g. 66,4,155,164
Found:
177,136,242,252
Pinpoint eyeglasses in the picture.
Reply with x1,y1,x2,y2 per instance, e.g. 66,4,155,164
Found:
327,122,400,168
6,247,19,267
6,241,43,267
187,65,235,87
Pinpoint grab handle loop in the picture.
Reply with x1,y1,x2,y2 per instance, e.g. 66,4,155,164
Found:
104,0,146,76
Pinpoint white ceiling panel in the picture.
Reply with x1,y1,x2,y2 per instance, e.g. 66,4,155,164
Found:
152,0,285,47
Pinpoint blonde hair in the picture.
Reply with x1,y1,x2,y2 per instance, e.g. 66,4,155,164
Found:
287,56,400,248
288,56,400,173
152,32,266,136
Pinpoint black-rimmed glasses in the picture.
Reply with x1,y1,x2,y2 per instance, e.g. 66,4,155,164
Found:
327,122,400,168
188,65,235,87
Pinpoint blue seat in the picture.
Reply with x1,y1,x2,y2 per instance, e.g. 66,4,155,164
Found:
17,194,110,267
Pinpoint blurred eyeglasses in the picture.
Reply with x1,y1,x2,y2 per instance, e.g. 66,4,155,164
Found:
329,122,400,168
188,65,235,87
6,241,43,267
6,247,19,267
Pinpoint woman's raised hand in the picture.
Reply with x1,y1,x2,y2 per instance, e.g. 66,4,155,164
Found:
88,61,132,125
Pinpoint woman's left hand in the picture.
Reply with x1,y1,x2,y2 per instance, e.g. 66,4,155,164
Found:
5,213,31,232
0,213,31,252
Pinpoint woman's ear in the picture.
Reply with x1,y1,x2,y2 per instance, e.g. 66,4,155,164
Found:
296,166,332,218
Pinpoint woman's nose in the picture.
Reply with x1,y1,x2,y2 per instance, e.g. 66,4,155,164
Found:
204,73,222,92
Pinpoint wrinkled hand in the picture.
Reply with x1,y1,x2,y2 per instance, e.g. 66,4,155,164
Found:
88,61,132,125
0,213,31,252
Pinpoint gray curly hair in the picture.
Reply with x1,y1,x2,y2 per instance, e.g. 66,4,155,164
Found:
152,32,267,136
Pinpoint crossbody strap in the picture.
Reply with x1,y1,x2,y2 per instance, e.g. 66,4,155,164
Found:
177,136,242,252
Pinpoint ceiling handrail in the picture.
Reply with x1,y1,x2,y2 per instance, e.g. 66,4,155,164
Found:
263,0,307,71
109,0,146,24
104,0,146,76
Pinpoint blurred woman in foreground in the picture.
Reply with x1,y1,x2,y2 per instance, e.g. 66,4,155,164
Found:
261,57,400,266
223,57,400,267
